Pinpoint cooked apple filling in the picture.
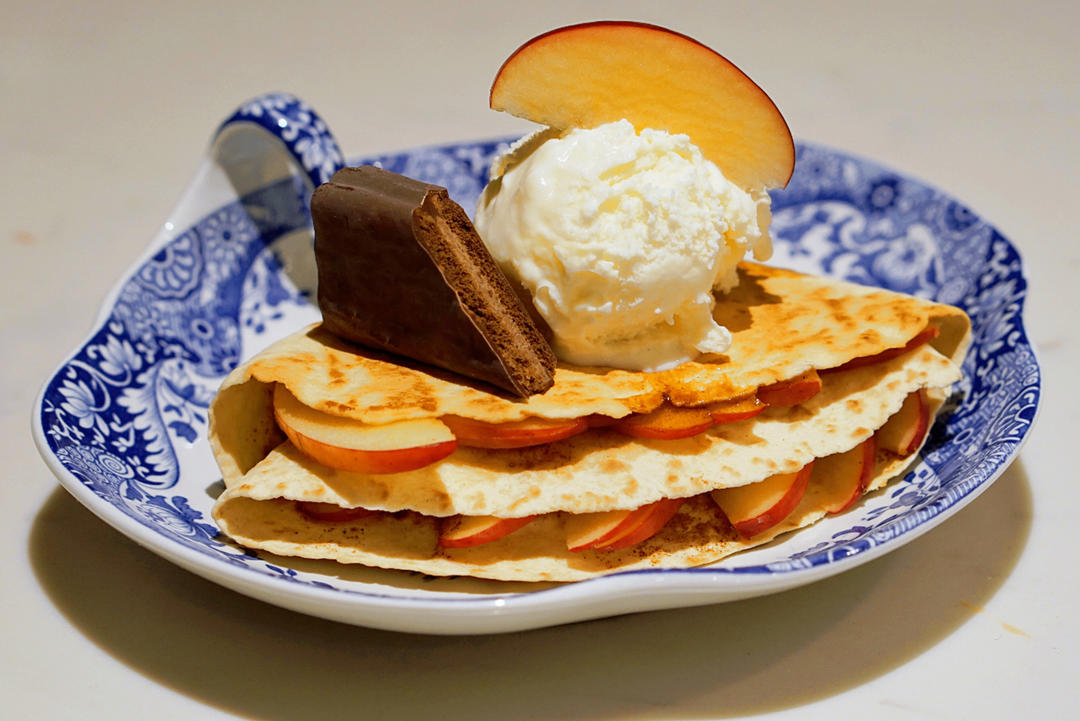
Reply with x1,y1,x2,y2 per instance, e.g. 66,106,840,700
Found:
284,385,928,552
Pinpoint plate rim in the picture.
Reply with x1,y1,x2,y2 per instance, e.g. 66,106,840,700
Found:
31,135,1041,633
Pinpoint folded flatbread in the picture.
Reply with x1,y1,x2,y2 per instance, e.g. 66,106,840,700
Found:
210,262,970,582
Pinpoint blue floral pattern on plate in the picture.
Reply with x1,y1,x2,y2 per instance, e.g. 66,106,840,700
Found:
33,95,1039,630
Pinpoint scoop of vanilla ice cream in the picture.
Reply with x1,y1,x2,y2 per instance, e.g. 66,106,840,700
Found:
474,120,773,371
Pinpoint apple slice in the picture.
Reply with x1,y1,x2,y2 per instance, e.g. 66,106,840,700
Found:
614,404,714,440
812,437,876,514
757,370,822,407
273,384,457,474
827,326,941,373
707,395,766,424
566,498,684,552
594,497,685,551
296,501,378,523
490,21,795,190
439,515,537,548
876,389,930,456
710,462,814,539
566,506,651,552
440,414,588,449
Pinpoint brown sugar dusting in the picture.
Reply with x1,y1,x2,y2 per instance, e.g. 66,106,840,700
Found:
660,495,736,547
493,440,577,472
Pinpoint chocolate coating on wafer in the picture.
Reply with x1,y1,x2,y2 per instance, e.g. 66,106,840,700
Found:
312,166,556,397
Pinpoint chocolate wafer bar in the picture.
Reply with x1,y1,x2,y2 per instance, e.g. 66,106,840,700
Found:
312,166,556,397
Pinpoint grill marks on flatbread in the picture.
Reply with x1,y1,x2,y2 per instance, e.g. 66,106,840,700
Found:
222,263,969,428
215,344,958,518
208,263,971,582
213,433,938,583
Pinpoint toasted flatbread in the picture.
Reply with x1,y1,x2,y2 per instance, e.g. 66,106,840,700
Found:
208,263,970,582
213,263,969,428
212,412,940,582
213,344,957,518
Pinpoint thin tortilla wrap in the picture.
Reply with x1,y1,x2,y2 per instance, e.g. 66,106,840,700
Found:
212,401,942,583
212,262,969,422
208,262,971,493
212,344,959,518
208,264,970,582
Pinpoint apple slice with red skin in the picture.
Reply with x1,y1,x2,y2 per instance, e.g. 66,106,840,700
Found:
707,395,766,424
757,370,822,407
710,462,814,539
441,414,588,449
566,506,651,551
876,389,930,456
489,21,795,190
439,515,537,548
593,497,685,551
296,501,378,523
826,326,940,373
613,404,714,440
566,498,685,552
273,384,457,474
812,437,877,514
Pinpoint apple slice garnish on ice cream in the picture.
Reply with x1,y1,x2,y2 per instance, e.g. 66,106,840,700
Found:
489,21,795,190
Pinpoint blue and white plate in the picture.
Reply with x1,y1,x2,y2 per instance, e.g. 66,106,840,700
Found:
32,93,1040,634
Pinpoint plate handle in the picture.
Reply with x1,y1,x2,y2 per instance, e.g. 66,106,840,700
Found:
212,92,345,194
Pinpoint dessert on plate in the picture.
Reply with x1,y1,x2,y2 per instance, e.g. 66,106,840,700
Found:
209,22,971,582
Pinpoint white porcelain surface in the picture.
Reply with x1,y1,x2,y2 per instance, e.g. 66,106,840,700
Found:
31,118,1037,636
5,1,1076,719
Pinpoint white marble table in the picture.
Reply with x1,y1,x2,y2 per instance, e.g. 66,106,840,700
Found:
4,1,1075,718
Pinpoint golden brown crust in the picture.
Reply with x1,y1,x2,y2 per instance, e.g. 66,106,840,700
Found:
208,264,971,582
221,263,968,431
212,344,960,518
